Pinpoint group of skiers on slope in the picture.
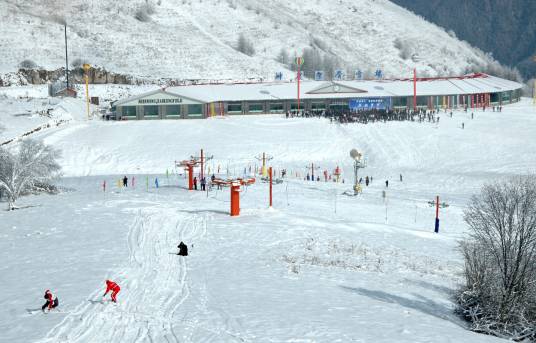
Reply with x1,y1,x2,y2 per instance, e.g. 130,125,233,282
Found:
192,176,208,191
351,173,403,189
41,280,119,312
41,242,188,312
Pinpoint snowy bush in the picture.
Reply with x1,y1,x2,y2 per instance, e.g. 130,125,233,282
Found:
282,237,458,276
0,139,61,210
135,1,155,22
291,48,339,80
310,36,328,52
19,59,37,69
277,48,289,65
236,33,255,56
394,38,413,60
71,58,89,68
456,176,536,341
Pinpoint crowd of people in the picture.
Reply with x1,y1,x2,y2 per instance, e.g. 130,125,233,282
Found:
285,104,503,125
286,108,442,124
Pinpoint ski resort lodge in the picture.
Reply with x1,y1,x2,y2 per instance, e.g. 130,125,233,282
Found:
111,73,523,120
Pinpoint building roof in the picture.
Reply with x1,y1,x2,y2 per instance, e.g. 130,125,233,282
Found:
115,73,523,106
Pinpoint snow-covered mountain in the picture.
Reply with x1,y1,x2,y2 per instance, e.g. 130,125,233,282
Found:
1,0,508,81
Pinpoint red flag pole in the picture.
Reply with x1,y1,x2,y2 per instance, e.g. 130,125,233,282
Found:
297,63,301,113
434,195,440,233
200,148,204,181
269,167,273,207
413,68,417,110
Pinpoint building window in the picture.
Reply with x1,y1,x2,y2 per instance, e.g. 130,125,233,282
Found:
227,103,242,113
291,103,306,111
311,102,326,112
270,103,284,113
329,102,348,111
123,106,137,117
167,105,181,116
392,97,405,107
248,103,264,113
187,104,203,117
144,105,159,117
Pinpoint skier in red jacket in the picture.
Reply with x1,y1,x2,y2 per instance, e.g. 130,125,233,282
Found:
42,289,59,312
103,280,121,303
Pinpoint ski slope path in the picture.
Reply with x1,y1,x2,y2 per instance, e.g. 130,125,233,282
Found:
40,207,208,343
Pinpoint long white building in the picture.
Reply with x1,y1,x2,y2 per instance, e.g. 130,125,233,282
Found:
111,73,523,120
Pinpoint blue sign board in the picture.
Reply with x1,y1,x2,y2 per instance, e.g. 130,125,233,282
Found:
275,72,283,81
315,70,324,81
335,69,344,80
355,70,363,80
349,98,391,110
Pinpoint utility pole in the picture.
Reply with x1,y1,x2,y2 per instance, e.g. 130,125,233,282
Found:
64,23,69,90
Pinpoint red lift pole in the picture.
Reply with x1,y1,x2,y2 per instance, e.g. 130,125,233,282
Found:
269,167,273,207
230,182,240,216
200,149,204,180
413,68,417,110
296,56,304,114
297,64,301,113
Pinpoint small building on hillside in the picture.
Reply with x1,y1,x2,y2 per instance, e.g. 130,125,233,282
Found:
111,73,523,120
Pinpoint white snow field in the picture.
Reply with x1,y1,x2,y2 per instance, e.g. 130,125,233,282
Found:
2,98,536,342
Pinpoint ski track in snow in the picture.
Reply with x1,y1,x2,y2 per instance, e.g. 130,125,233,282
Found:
39,207,209,343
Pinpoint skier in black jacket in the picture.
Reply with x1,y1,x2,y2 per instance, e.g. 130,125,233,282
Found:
177,242,188,256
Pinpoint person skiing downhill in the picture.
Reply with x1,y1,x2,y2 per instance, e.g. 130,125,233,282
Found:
42,290,59,312
177,241,188,256
103,280,121,303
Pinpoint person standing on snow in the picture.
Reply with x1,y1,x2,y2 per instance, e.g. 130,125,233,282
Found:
385,180,389,188
42,290,59,312
103,280,121,303
123,176,128,187
193,177,198,190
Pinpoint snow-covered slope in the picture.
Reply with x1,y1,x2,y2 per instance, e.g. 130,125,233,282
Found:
3,99,535,342
1,0,501,80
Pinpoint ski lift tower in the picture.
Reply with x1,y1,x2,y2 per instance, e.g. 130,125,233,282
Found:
350,148,367,195
190,149,213,180
255,152,273,177
212,176,256,216
176,158,200,190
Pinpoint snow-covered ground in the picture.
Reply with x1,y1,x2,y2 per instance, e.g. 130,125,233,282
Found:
0,0,503,81
1,97,536,342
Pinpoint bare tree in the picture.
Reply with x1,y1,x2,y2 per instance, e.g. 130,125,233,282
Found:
457,176,536,340
0,139,61,210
